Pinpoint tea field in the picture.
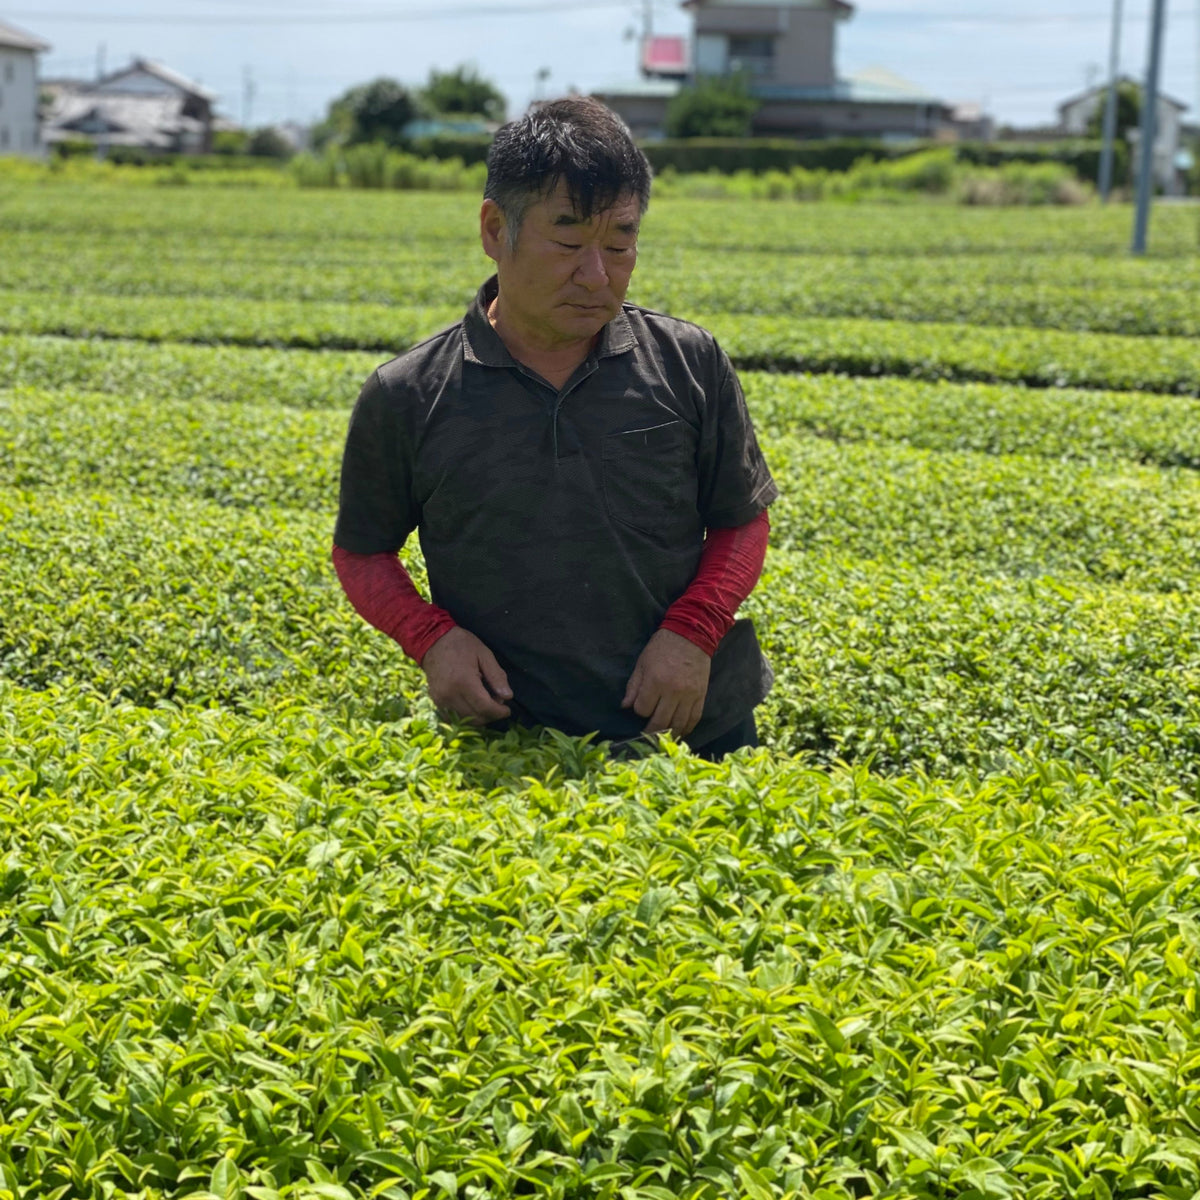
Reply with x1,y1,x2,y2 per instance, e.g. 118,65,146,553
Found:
3,184,1200,1200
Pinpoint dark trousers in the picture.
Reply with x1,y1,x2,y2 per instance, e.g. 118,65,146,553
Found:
690,713,759,762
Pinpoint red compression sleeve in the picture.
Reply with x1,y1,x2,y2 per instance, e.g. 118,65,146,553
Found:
659,509,770,657
332,544,457,666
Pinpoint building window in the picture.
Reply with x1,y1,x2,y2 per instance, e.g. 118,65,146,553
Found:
695,33,727,76
727,35,774,78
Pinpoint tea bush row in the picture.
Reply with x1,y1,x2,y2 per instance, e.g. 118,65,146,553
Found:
8,339,1200,454
4,299,1198,394
3,680,1200,1198
4,186,1194,258
747,373,1200,468
704,314,1200,396
5,183,1200,1198
7,385,1200,586
5,236,1195,337
0,336,377,411
4,481,1200,781
7,363,1200,468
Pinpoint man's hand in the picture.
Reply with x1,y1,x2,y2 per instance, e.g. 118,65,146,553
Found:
621,628,711,737
421,627,513,726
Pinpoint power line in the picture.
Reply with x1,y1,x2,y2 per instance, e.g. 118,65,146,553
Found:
858,7,1197,24
5,1,634,23
18,4,1197,24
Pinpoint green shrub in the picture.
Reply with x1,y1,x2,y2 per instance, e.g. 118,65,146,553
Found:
290,150,340,188
342,142,390,188
50,136,95,159
405,132,493,165
664,72,760,138
247,126,294,160
958,161,1091,206
212,128,250,155
957,137,1127,187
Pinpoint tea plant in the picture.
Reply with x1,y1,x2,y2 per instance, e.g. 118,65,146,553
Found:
3,182,1200,1199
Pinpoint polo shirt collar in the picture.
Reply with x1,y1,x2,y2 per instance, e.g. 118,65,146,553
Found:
462,275,637,368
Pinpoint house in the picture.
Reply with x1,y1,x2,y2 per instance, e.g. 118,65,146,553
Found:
0,18,51,157
42,57,218,155
592,0,958,141
1058,76,1188,193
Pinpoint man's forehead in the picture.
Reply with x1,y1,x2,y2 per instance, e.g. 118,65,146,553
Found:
540,182,641,228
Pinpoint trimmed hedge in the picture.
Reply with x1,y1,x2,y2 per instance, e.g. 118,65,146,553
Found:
956,139,1129,188
643,137,902,175
405,133,493,165
642,137,1122,184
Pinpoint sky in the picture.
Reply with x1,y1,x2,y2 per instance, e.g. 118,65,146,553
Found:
16,0,1200,132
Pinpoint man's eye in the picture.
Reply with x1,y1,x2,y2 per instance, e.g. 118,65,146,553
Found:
555,241,581,250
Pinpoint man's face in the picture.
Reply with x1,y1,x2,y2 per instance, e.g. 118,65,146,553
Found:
481,179,641,350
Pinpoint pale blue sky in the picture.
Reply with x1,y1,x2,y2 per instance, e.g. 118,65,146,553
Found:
18,0,1200,131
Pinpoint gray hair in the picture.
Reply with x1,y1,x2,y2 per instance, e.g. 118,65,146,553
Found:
484,96,651,249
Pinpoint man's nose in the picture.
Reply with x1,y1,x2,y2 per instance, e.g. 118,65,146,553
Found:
574,245,609,289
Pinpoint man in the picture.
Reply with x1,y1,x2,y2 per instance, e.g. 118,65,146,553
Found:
333,97,777,759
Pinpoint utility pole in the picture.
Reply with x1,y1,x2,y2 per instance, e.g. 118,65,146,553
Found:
1098,0,1123,202
1132,0,1167,255
95,42,106,81
242,65,256,131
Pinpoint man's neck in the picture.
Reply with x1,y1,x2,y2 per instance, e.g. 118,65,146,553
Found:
488,297,596,390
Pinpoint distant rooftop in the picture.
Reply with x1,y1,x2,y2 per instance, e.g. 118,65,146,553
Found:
0,17,50,52
593,78,684,99
596,68,945,108
843,68,944,104
1058,75,1188,115
94,57,217,103
752,71,946,106
682,0,853,14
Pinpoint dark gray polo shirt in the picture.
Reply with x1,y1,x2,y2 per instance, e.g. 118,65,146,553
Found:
335,276,778,747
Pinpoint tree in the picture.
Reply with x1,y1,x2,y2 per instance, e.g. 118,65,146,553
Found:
420,65,506,122
248,126,294,160
665,73,759,139
212,129,250,155
1087,81,1141,143
313,78,422,149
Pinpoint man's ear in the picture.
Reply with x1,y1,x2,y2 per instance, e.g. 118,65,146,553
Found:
480,199,508,263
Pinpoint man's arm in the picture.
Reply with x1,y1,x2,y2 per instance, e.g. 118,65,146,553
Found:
659,509,771,655
622,509,770,736
331,545,512,725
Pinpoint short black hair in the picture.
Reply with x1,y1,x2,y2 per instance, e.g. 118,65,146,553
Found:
484,97,651,247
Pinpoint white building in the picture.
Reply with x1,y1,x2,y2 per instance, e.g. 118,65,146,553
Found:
0,19,51,157
592,0,958,142
1058,76,1189,193
43,58,217,156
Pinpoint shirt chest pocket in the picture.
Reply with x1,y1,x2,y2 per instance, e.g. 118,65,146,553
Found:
601,420,698,537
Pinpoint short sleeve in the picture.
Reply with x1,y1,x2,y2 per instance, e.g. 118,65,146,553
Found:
696,343,779,529
332,369,417,555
